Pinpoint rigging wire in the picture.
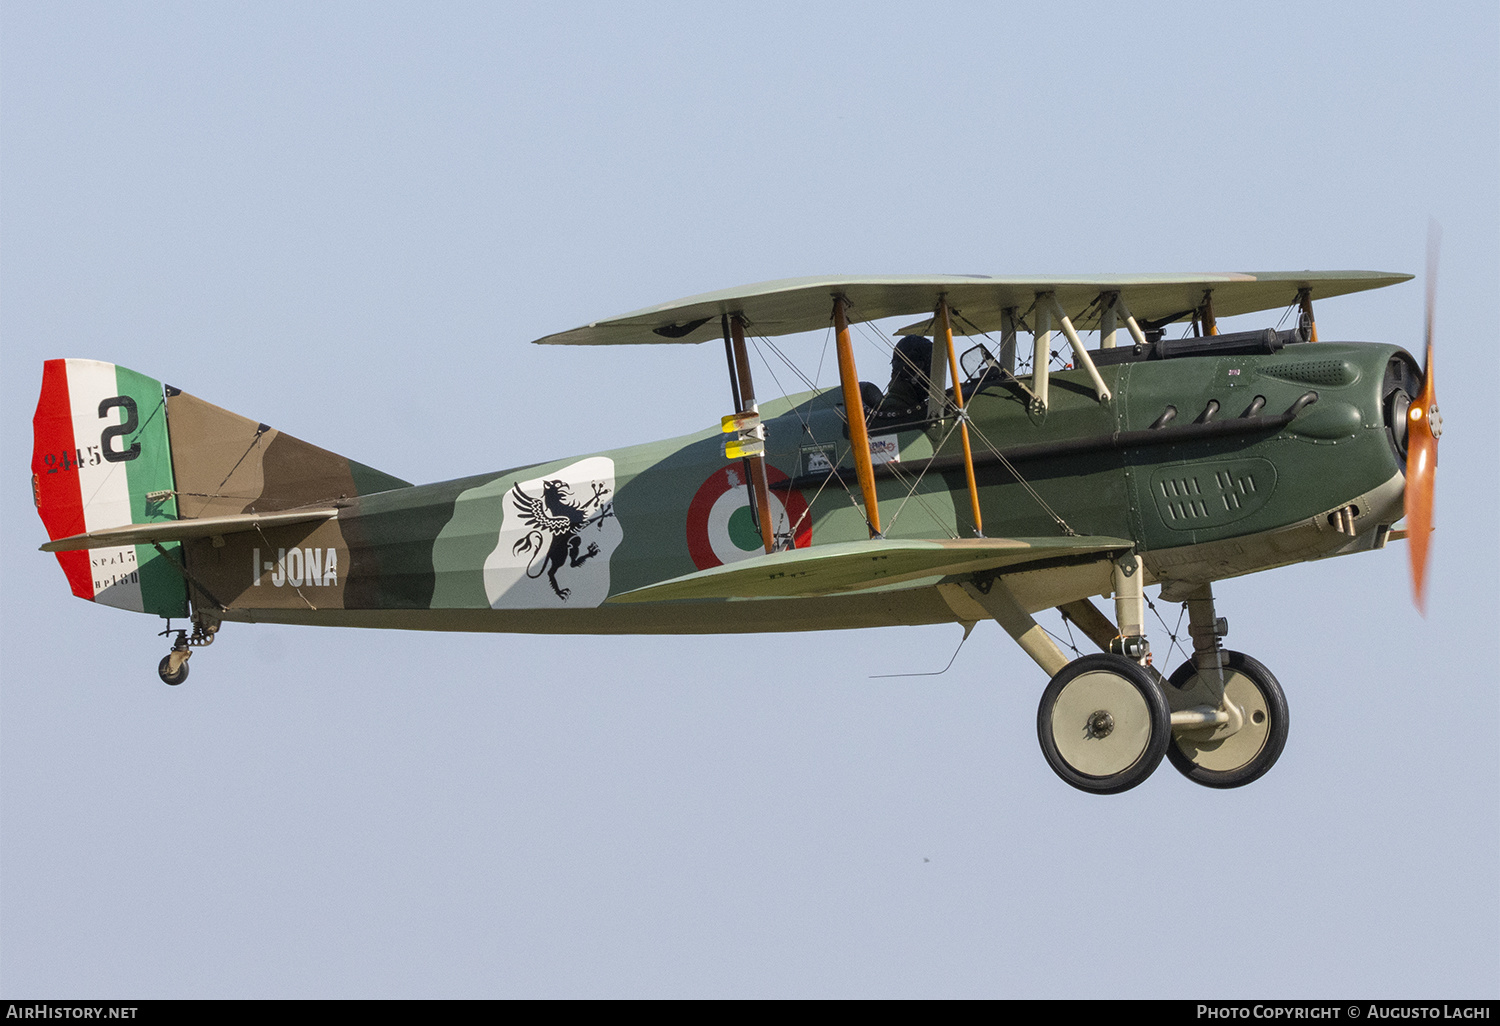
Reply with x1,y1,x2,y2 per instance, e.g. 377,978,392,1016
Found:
1061,610,1080,656
1146,592,1192,669
813,323,833,389
852,296,1076,536
745,296,1082,542
951,411,1076,537
1039,615,1082,659
746,333,873,533
842,302,971,536
880,449,964,540
868,625,972,678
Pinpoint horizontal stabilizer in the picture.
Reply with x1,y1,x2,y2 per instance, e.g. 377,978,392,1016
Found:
41,508,339,552
533,272,1412,347
607,536,1133,604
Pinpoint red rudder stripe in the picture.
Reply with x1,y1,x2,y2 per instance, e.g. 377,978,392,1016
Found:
32,360,94,600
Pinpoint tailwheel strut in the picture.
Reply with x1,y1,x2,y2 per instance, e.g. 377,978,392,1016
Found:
156,615,219,686
158,633,190,686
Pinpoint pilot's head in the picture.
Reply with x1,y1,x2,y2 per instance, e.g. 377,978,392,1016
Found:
892,335,933,381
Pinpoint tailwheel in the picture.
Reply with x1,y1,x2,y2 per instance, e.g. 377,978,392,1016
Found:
158,653,189,686
1037,654,1171,795
154,616,219,686
158,642,190,686
1166,651,1289,789
155,623,210,686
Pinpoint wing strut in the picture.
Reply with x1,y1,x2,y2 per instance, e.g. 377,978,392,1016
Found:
721,313,777,554
1200,289,1220,336
936,298,984,537
1100,292,1151,349
1040,292,1111,406
833,296,882,537
1297,287,1320,343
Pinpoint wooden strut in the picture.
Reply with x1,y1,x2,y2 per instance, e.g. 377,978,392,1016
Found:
1201,289,1219,336
1297,287,1319,343
936,298,984,537
721,315,742,412
727,314,777,553
832,296,882,538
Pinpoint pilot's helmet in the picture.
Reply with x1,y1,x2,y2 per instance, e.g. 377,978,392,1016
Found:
892,335,933,380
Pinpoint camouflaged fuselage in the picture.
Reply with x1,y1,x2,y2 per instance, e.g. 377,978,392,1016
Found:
170,338,1412,634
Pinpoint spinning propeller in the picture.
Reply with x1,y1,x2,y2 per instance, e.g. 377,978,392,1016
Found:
1405,228,1442,614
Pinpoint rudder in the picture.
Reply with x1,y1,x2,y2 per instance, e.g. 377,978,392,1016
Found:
32,359,188,616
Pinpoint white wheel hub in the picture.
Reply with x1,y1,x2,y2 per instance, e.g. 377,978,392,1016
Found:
1175,669,1271,772
1049,669,1153,777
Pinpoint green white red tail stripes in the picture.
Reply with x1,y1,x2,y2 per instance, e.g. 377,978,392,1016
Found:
32,359,188,617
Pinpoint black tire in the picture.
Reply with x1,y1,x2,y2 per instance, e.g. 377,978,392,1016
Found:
158,654,189,686
1165,651,1289,789
1037,654,1171,795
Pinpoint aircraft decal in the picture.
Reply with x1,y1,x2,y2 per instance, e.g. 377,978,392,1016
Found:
484,456,621,607
686,464,811,570
800,443,837,476
868,433,901,465
252,547,339,588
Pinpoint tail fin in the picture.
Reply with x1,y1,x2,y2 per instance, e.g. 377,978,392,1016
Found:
32,359,188,615
32,359,412,616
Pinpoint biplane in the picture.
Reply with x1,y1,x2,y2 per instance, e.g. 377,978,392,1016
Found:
31,268,1439,794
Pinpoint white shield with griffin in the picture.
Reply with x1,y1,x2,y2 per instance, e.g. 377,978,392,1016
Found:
483,456,622,608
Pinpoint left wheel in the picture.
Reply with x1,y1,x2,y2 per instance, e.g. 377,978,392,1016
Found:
158,655,189,686
1037,654,1171,795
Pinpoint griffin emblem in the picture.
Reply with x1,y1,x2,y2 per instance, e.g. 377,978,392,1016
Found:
508,478,615,600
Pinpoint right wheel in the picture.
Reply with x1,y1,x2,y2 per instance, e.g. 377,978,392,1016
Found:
1037,654,1171,795
158,654,189,686
1166,651,1289,789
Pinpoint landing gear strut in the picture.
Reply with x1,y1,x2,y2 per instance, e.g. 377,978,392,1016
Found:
1160,585,1290,789
156,614,219,686
1035,556,1170,794
952,560,1291,794
1165,650,1289,789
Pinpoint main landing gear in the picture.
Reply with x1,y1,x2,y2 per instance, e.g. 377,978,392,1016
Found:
156,614,219,686
979,559,1290,795
1163,650,1289,789
1044,576,1290,792
1035,554,1173,795
1037,653,1171,794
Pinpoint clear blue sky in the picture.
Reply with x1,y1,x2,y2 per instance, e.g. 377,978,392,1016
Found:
3,1,1496,998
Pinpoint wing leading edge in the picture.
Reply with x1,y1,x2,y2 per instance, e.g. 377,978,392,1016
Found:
532,271,1412,347
606,536,1133,604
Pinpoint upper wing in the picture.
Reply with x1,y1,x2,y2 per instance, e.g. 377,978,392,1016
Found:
606,536,1133,604
531,272,1412,346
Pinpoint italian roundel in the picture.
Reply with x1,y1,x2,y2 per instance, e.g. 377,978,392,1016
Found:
686,464,811,570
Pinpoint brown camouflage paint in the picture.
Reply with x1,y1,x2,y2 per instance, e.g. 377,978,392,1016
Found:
166,387,416,614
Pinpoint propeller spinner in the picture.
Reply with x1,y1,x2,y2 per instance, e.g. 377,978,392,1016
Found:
1405,230,1442,614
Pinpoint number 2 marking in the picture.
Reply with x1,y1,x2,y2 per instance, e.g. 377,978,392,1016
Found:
98,396,140,463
